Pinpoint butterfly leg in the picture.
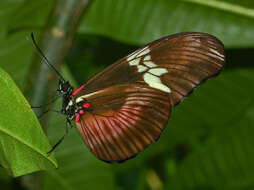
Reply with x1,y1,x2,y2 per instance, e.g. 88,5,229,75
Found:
37,109,65,119
31,94,62,109
67,119,74,129
47,119,72,155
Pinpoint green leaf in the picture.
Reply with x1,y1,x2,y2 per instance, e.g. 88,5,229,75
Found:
79,0,254,47
183,0,254,19
0,0,24,32
41,65,114,190
0,68,57,177
8,0,54,32
162,68,254,189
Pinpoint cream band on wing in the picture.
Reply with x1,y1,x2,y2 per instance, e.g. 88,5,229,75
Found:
127,48,171,93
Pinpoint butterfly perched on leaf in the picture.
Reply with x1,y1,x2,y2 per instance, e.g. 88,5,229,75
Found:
31,32,225,163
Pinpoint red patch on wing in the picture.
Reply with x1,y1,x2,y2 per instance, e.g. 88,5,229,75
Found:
72,84,85,96
75,114,80,123
83,103,90,108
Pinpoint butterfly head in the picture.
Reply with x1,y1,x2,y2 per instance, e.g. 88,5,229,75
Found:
57,80,74,96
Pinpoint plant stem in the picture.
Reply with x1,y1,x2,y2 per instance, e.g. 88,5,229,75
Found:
23,0,91,189
26,0,91,128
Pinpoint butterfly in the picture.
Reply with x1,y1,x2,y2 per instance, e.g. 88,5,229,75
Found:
31,32,225,163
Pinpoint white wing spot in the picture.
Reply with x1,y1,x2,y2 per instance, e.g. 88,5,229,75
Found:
126,47,170,93
136,48,150,58
137,65,148,72
149,68,168,76
129,58,141,66
127,47,148,61
144,61,157,68
144,55,151,61
143,73,171,93
127,52,139,61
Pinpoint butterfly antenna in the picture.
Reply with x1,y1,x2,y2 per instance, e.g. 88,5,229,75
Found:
26,32,65,82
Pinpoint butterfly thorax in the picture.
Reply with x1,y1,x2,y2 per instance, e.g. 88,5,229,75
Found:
57,80,91,122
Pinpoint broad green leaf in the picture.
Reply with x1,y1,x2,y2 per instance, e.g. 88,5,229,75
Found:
0,0,24,32
166,105,254,189
41,65,115,190
0,68,57,177
79,0,254,47
159,68,254,189
8,0,54,32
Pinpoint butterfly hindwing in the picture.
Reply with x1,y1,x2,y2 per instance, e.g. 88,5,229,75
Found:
76,84,171,162
74,32,225,162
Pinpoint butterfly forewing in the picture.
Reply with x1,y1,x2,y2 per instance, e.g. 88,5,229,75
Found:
74,32,225,162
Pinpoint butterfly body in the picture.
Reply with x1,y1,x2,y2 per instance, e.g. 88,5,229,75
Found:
50,32,225,163
58,81,90,122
